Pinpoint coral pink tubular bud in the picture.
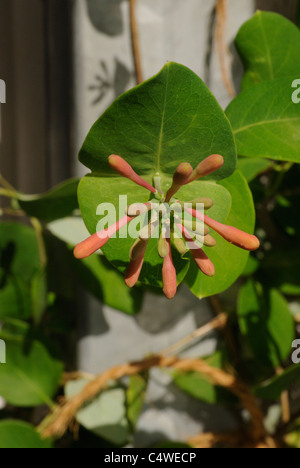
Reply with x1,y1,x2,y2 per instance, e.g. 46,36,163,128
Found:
173,236,188,255
203,234,216,247
73,233,109,259
73,215,132,260
166,163,193,202
188,208,260,251
108,155,156,193
190,249,215,277
176,223,200,251
187,155,224,183
162,240,177,299
125,240,148,288
130,238,148,261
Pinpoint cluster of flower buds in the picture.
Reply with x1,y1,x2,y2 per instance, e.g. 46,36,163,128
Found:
74,154,260,299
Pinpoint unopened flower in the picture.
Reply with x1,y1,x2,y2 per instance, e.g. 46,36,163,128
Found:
166,163,193,202
108,155,156,194
74,215,132,259
162,239,177,299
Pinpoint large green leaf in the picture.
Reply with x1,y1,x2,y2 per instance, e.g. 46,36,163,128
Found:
0,223,41,320
226,78,300,163
78,63,241,292
18,178,80,223
79,62,236,179
236,11,300,89
0,322,63,407
254,364,300,400
0,421,52,449
65,380,130,445
185,171,255,298
238,280,295,369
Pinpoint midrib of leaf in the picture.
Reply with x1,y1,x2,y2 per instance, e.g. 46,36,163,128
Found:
155,64,170,173
258,12,274,80
233,117,300,135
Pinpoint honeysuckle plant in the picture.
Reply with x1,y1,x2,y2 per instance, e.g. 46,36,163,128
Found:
76,62,258,299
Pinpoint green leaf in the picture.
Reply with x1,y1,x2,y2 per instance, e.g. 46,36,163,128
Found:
78,63,237,291
0,323,63,407
73,254,144,315
185,171,255,298
30,268,47,325
0,223,41,320
254,364,300,400
237,157,272,182
226,78,300,163
79,62,236,180
235,11,300,89
18,178,80,223
173,351,235,405
0,421,52,448
238,280,295,369
127,373,148,428
65,380,130,445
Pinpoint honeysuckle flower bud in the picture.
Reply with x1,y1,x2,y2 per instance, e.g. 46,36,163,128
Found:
108,155,156,194
182,219,209,236
179,198,214,210
127,202,151,217
187,208,260,251
130,238,149,261
162,239,177,299
203,234,216,247
166,163,193,202
125,239,149,288
187,154,224,184
74,215,132,259
177,224,215,276
158,231,169,258
190,248,215,277
173,236,188,255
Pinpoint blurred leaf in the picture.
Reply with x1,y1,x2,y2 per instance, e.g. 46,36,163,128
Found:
284,419,300,448
238,280,295,369
173,351,235,405
0,223,41,320
235,11,300,89
73,254,144,315
30,268,47,325
254,364,300,400
0,323,63,407
259,246,300,296
237,157,271,182
18,179,79,223
226,78,300,163
65,379,130,445
0,421,52,448
127,373,148,429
